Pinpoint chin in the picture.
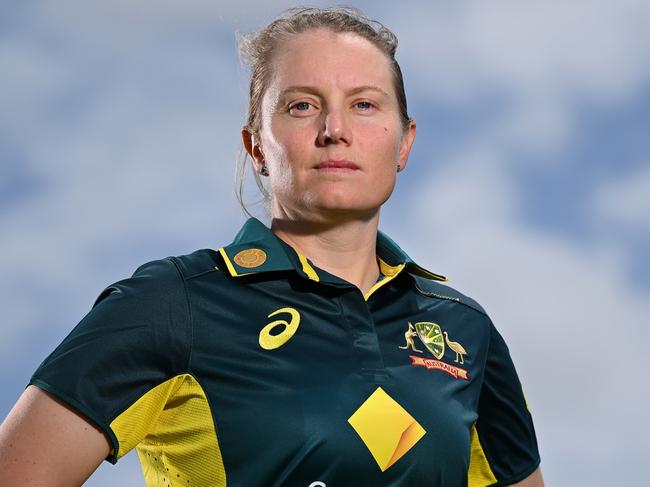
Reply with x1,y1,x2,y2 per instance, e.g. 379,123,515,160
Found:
309,194,391,216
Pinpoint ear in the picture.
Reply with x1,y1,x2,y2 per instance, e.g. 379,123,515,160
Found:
242,128,265,171
397,120,416,172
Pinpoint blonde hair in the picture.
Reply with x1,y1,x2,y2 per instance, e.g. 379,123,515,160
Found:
236,6,411,215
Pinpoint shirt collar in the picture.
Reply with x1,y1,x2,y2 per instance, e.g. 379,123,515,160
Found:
217,218,447,283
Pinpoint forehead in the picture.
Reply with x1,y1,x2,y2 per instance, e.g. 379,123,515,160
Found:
269,29,394,92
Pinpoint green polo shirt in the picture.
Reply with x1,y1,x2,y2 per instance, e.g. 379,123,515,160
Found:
30,218,539,486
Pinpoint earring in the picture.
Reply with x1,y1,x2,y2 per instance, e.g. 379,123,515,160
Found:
260,164,269,176
396,164,402,173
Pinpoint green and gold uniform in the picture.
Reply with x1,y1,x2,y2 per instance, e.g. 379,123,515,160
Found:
31,218,540,486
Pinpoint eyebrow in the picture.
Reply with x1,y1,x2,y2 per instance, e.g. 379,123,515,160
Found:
279,85,390,98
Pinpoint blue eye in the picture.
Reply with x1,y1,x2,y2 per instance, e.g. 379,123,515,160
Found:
356,101,374,110
293,102,311,111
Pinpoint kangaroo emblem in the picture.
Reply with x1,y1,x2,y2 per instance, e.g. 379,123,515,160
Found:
399,322,423,353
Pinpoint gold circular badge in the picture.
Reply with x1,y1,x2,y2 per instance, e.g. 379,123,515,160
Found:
233,248,267,268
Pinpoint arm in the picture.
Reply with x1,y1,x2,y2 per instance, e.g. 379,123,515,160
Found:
2,259,191,485
0,385,110,487
511,467,544,486
470,318,541,487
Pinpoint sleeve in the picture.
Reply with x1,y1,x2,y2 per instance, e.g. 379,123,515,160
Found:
29,258,191,463
468,319,541,486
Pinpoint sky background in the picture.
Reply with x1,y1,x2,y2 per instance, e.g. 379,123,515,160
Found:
1,1,649,485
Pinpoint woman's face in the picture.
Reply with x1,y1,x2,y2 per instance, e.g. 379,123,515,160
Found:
249,29,416,221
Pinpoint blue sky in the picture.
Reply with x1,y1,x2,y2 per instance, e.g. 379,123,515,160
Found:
1,1,649,485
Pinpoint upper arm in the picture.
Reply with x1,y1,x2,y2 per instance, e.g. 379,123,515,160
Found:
28,258,191,462
469,319,541,486
0,258,192,486
0,385,110,487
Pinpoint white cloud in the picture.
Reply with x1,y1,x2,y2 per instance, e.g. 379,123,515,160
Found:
395,0,650,162
35,0,304,51
0,8,246,359
398,0,650,102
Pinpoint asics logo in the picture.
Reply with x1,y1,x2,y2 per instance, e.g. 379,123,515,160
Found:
258,307,300,350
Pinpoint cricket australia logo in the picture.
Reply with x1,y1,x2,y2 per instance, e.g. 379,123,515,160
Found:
399,321,469,380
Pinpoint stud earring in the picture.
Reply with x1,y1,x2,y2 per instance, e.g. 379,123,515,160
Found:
260,164,269,176
396,164,402,173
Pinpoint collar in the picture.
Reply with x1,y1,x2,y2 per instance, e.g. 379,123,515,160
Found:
217,218,447,283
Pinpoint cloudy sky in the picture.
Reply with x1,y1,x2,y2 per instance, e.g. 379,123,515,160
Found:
1,1,648,485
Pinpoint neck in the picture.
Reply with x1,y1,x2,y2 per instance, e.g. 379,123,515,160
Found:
271,212,381,296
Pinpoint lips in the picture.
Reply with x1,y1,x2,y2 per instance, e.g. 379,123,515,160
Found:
314,159,360,171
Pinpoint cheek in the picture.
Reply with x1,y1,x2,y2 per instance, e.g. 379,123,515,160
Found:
263,130,309,194
265,123,313,165
365,123,402,162
261,130,286,164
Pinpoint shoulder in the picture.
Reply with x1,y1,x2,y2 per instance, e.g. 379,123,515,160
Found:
130,249,222,282
93,249,222,308
410,274,489,318
164,248,222,280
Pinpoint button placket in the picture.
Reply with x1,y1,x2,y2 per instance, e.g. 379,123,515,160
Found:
338,289,388,382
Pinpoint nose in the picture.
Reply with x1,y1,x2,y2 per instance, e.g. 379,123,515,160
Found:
317,108,351,146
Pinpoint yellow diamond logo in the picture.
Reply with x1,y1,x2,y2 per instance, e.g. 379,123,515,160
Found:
347,387,426,472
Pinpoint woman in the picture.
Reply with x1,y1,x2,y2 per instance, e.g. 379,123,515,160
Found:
0,7,543,487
